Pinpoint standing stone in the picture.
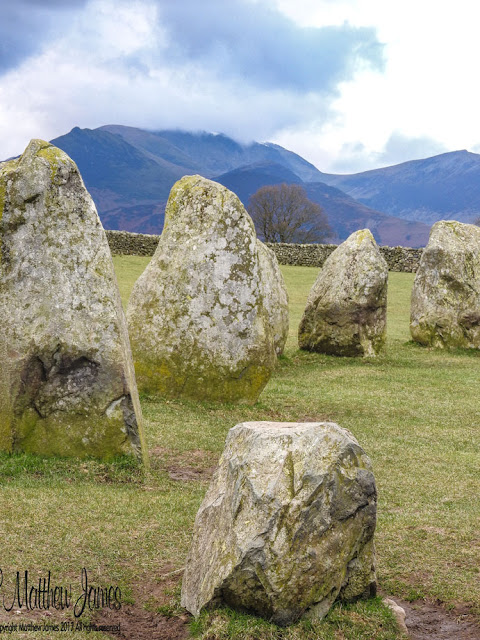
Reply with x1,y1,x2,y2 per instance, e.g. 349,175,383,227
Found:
298,229,388,356
127,175,281,403
410,220,480,348
256,240,289,356
181,421,377,625
0,139,147,463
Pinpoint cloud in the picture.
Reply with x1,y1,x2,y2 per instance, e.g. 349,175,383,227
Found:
156,0,384,93
0,0,385,160
377,132,447,166
331,132,448,173
0,0,384,90
0,0,88,74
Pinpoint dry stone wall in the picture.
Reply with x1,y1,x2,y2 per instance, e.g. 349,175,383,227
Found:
266,243,423,272
105,230,423,272
379,246,423,273
106,230,160,256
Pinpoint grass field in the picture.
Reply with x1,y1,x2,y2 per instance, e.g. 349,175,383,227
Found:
0,256,478,639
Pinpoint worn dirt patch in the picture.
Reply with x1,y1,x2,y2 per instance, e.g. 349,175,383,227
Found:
390,596,480,639
166,465,214,481
95,565,190,640
150,447,218,482
98,592,480,640
97,606,189,639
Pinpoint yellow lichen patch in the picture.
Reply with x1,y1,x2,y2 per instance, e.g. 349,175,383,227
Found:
355,228,375,244
0,157,19,225
0,182,5,228
37,143,67,183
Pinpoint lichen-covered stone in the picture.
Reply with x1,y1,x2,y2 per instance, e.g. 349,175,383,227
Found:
181,421,377,625
127,175,280,403
298,229,388,356
410,220,480,348
256,240,289,356
0,139,147,462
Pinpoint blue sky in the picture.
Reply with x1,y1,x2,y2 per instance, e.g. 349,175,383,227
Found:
1,0,479,172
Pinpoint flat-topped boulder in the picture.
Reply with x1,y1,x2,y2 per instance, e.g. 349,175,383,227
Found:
298,229,388,356
0,139,147,462
127,175,286,403
410,220,480,348
181,421,377,625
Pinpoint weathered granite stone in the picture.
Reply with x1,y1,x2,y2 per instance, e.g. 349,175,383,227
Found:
256,240,289,356
181,421,377,625
0,139,148,462
410,220,480,348
298,229,388,356
127,175,279,403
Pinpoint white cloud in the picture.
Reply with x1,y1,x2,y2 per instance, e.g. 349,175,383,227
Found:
2,0,480,173
0,0,382,161
270,0,480,170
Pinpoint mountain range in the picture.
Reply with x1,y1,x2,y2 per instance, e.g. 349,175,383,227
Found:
21,124,480,246
320,150,480,225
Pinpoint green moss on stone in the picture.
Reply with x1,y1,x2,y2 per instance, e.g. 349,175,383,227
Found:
134,352,271,405
14,409,137,461
0,409,12,452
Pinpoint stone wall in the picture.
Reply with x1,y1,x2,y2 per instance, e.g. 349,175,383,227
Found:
264,243,337,268
265,243,423,272
106,230,423,272
377,245,423,273
106,230,160,256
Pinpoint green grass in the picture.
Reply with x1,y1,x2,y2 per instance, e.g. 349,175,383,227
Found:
0,256,478,639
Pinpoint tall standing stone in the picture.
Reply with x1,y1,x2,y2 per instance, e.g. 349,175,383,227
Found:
127,175,284,403
410,220,480,348
256,240,289,356
298,229,388,356
181,421,377,625
0,139,147,462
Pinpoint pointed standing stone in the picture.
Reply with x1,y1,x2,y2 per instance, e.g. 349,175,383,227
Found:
256,240,289,356
298,229,388,356
0,140,147,462
410,220,480,348
127,175,284,403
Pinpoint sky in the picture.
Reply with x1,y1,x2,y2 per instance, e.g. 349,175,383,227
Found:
1,0,479,173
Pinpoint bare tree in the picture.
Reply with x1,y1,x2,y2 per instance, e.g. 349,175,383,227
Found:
248,183,332,243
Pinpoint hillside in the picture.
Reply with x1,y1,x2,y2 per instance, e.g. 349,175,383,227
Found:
47,125,430,245
321,150,480,224
216,163,430,246
100,125,325,182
